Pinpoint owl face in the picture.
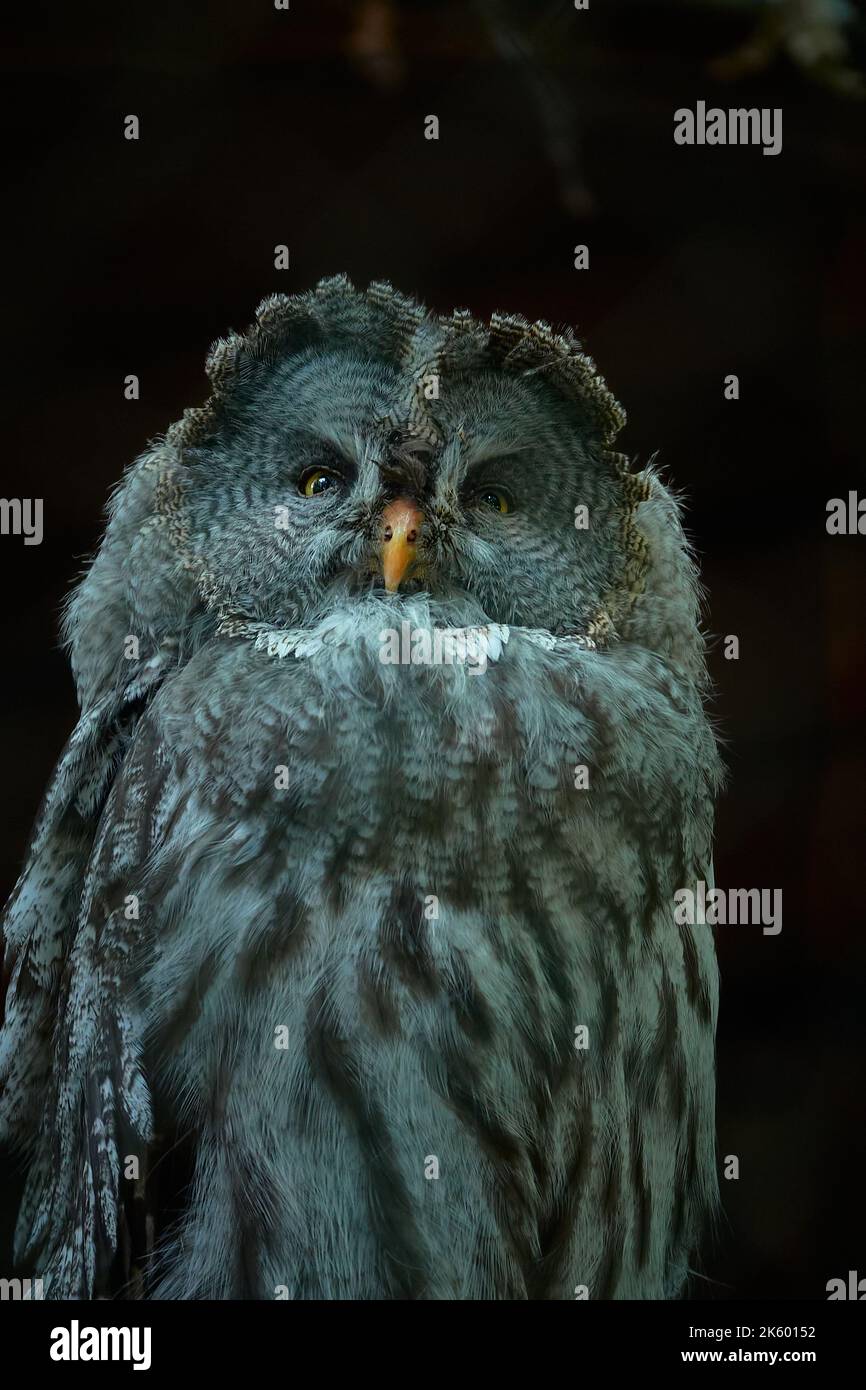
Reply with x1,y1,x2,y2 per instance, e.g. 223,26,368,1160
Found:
181,344,627,635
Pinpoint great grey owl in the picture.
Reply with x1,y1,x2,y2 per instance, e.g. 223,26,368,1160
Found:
0,274,723,1300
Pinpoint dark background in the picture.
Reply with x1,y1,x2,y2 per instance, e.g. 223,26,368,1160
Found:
1,0,864,1300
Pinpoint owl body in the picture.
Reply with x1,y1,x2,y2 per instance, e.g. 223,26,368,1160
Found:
0,276,721,1299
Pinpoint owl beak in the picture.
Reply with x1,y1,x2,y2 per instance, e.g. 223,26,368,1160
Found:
380,497,423,592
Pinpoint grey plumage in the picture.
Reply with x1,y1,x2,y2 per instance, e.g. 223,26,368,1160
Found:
0,274,722,1299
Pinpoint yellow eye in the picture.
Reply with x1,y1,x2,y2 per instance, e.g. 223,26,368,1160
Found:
300,468,340,498
476,490,510,514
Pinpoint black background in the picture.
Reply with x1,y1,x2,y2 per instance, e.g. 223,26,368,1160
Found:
1,0,864,1301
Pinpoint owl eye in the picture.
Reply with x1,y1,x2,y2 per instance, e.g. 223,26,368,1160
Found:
473,489,511,514
299,467,342,498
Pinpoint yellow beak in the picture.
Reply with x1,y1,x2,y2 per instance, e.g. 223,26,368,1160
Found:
381,497,423,592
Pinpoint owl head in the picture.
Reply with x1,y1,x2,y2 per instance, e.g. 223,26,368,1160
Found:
160,276,650,630
64,276,706,715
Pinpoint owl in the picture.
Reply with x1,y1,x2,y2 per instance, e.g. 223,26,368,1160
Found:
0,275,723,1300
